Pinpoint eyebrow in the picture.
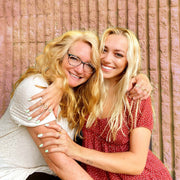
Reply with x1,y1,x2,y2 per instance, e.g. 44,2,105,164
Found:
104,46,126,54
114,49,126,55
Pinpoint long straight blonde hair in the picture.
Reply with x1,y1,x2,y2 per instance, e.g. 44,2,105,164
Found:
86,27,142,141
12,30,103,138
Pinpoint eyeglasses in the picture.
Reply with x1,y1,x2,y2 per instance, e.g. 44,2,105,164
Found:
67,51,96,74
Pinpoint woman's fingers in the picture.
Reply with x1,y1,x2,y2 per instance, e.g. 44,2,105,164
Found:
37,107,53,121
28,80,63,120
44,123,63,132
40,139,61,148
28,99,44,111
30,88,47,100
128,83,151,100
38,124,63,139
38,131,61,139
30,106,45,118
128,74,153,100
38,128,64,153
29,101,52,119
44,147,63,153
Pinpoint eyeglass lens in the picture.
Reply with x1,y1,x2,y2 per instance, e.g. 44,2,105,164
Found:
68,53,95,73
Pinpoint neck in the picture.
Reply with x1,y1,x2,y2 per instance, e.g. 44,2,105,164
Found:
104,79,117,89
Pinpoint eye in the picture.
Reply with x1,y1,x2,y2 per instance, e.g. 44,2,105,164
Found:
115,53,124,58
102,48,108,53
69,54,78,61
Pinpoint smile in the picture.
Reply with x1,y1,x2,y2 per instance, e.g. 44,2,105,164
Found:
102,65,114,70
69,72,82,79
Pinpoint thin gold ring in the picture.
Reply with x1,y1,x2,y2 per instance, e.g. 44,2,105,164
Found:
39,99,43,105
43,104,48,110
144,89,148,93
58,131,61,138
135,84,140,88
48,108,52,113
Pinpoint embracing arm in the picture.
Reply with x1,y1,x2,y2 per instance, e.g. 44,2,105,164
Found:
27,121,92,180
28,75,152,121
9,75,91,179
74,127,151,175
39,124,151,175
128,74,152,100
40,97,153,175
28,78,64,120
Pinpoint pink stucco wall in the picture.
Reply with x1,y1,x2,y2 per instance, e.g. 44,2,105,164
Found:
0,0,179,179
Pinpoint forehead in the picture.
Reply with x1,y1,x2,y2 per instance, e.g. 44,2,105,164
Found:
69,40,92,62
70,40,91,51
105,34,128,52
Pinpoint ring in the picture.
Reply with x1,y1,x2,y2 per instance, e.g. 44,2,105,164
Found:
39,99,43,105
144,89,148,93
135,84,140,88
58,131,61,138
48,108,52,113
43,104,48,110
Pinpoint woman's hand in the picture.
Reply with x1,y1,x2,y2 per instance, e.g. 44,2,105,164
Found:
38,124,79,159
127,74,152,100
28,78,64,120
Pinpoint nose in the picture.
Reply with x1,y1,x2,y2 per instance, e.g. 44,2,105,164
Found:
101,52,112,63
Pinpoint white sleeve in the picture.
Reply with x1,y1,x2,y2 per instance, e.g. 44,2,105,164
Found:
9,75,56,127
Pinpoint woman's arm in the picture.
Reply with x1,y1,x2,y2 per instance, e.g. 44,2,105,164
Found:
39,124,151,175
75,127,151,175
28,74,152,121
27,121,92,180
128,74,152,100
10,76,91,179
28,78,64,120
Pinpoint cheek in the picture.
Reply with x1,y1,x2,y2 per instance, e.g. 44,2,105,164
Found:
84,73,92,82
100,53,106,60
62,59,70,71
122,59,128,68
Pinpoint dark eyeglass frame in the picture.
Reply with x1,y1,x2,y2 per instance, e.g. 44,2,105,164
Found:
67,51,96,74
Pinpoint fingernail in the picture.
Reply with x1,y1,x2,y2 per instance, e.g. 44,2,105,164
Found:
25,109,30,113
36,120,40,124
28,98,32,101
39,144,43,148
45,149,48,153
27,117,32,121
37,134,43,138
45,123,49,127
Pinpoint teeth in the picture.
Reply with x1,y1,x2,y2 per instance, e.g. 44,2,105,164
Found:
102,65,113,70
70,72,81,79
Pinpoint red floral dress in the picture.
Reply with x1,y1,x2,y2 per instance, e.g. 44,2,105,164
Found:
82,97,172,180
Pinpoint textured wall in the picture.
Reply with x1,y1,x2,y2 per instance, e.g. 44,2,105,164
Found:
0,0,179,179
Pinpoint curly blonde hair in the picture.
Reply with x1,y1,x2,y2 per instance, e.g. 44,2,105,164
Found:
12,30,103,138
86,27,142,141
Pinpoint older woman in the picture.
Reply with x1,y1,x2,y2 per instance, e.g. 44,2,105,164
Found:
0,30,102,180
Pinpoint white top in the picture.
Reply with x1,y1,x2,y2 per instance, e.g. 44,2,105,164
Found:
0,74,75,180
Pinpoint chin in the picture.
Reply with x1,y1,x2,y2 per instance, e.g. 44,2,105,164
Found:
69,81,81,88
69,82,77,88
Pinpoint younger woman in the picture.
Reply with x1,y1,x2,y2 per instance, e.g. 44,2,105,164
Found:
40,27,172,179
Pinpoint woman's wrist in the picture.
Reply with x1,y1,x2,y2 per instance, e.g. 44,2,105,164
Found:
71,142,83,161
